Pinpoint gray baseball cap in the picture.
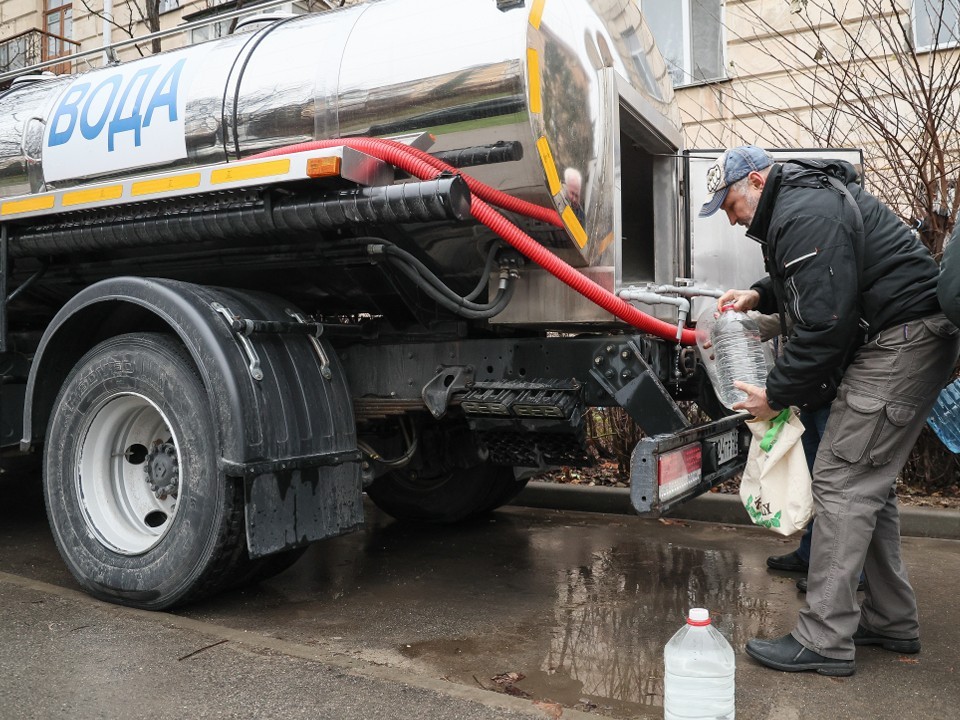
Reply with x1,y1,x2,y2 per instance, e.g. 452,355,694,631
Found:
699,145,774,217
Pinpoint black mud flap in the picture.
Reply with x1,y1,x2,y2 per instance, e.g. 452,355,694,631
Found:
629,413,749,516
201,285,366,558
244,464,365,558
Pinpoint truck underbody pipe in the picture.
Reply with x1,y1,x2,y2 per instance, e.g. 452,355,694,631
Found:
369,240,516,319
249,138,697,346
11,176,471,257
618,288,690,342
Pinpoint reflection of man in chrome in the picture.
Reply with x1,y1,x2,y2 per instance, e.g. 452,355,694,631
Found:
563,167,585,225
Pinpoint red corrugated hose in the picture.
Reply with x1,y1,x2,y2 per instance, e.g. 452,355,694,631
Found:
248,137,697,346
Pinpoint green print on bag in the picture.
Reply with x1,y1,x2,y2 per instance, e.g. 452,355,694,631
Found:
745,494,782,529
739,408,813,536
759,408,792,452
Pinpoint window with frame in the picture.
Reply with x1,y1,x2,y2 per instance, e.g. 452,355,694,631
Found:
190,18,232,44
188,2,302,44
159,0,180,14
913,0,960,50
640,0,725,87
44,0,73,61
0,35,30,72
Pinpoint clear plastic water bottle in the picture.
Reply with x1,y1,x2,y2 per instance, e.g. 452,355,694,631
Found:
927,378,960,453
710,306,769,410
694,306,722,394
663,608,735,720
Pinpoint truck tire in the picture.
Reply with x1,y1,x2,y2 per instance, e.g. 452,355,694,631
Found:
477,474,529,514
43,333,248,610
365,463,526,523
228,547,309,590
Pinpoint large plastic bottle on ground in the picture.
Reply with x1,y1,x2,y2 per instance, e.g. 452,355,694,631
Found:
927,377,960,453
709,306,769,410
663,608,735,720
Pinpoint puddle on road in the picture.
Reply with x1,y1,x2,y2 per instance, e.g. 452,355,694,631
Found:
188,509,790,719
400,537,781,718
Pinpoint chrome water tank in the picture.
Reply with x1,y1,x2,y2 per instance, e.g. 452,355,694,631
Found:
0,0,678,263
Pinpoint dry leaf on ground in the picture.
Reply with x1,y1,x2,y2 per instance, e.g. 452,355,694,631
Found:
491,671,525,685
534,700,563,719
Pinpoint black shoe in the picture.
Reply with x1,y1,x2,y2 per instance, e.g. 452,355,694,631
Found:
853,625,921,654
796,577,866,593
745,634,855,676
767,550,809,572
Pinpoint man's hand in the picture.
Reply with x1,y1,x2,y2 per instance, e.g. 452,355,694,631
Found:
731,381,778,419
717,288,760,313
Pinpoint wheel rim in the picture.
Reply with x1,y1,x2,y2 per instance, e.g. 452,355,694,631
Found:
77,392,181,555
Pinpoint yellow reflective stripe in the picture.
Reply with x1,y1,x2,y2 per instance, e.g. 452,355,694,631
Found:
132,172,202,196
1,195,55,216
597,230,615,255
536,136,561,195
529,0,546,29
562,206,587,248
527,48,542,114
62,184,123,207
210,159,290,185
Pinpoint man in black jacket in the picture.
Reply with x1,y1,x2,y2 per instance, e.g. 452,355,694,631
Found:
702,145,960,676
939,226,960,327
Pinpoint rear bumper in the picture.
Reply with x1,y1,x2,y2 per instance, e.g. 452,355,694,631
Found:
630,412,749,516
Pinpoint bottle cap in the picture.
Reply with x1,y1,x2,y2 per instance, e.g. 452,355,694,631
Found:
687,608,711,626
720,304,737,312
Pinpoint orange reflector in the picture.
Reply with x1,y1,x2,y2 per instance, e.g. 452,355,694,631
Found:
306,156,342,178
657,443,702,503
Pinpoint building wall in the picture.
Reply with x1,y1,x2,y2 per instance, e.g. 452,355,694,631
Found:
0,0,43,39
677,0,863,147
671,0,960,225
674,0,927,152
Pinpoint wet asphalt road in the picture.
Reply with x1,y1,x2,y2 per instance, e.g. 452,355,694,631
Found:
2,472,959,719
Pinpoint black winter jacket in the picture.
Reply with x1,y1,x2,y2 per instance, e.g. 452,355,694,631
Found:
939,226,960,327
746,159,941,410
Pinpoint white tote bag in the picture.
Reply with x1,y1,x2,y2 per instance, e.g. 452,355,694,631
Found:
739,408,813,536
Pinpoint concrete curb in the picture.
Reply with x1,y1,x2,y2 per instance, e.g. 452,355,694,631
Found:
511,481,960,541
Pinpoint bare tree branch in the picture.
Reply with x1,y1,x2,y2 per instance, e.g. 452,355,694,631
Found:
695,0,960,254
78,0,162,56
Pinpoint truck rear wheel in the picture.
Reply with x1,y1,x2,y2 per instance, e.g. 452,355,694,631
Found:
43,333,247,610
365,463,526,523
227,547,309,590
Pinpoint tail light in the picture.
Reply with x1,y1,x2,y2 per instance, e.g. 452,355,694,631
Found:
657,443,702,502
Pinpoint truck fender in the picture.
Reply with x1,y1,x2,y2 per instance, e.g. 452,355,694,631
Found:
24,276,363,556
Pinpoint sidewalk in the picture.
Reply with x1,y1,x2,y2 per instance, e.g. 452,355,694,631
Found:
513,481,960,540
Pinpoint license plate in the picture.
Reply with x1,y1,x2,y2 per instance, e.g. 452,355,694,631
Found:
707,429,739,465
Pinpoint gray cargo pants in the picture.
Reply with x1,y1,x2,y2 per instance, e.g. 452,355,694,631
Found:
792,313,960,659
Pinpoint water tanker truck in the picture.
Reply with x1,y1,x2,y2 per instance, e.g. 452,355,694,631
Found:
0,0,748,609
